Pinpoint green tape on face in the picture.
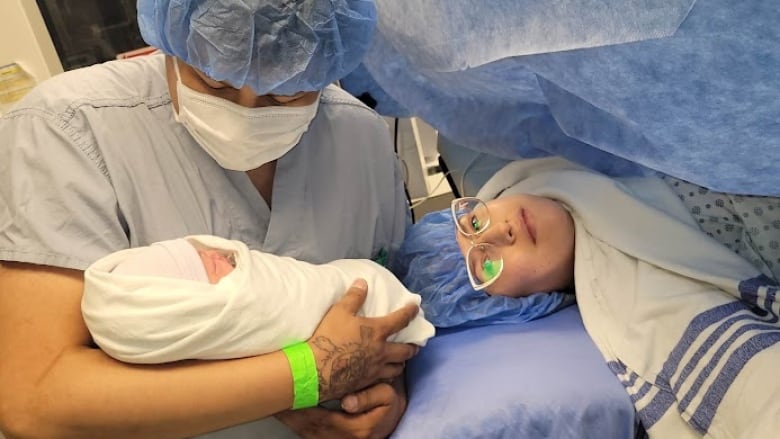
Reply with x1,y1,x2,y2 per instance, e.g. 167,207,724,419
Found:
482,259,500,281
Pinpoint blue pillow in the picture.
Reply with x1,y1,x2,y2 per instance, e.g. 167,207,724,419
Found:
392,306,636,439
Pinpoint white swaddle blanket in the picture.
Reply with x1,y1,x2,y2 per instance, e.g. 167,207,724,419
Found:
82,235,435,364
479,158,780,439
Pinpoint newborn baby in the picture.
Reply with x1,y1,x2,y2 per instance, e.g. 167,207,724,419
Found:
82,235,434,364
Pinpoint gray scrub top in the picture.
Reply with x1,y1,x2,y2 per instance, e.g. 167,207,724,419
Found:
0,53,408,270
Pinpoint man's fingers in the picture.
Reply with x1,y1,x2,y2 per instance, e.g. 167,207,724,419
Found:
276,407,334,439
377,303,419,336
279,403,387,438
341,382,395,414
378,363,406,382
335,279,368,315
383,342,419,364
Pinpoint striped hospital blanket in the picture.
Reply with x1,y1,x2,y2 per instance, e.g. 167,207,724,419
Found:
603,275,779,438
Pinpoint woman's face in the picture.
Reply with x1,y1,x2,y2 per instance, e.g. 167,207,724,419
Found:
454,194,575,298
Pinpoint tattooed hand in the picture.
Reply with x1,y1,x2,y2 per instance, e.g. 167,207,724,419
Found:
308,279,420,402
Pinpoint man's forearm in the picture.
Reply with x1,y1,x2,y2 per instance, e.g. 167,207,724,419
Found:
3,345,294,439
1,263,294,439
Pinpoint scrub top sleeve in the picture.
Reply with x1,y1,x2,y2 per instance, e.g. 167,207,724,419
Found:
0,112,129,270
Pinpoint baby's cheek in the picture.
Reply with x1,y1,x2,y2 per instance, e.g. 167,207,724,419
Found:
213,258,236,280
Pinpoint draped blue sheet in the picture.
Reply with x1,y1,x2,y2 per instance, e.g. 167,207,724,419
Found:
342,0,780,196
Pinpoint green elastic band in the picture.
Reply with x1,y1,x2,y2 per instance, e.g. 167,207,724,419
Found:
282,342,319,409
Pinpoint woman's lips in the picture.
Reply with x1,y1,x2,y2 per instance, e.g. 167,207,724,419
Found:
521,208,537,244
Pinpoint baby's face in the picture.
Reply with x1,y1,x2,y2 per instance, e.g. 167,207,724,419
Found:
197,249,236,284
454,193,575,298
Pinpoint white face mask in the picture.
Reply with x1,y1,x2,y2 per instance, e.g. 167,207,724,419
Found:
172,61,320,171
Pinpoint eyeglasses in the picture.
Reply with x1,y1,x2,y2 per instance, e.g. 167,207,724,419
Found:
450,197,504,291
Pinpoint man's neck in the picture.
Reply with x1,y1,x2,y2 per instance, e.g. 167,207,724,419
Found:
246,161,277,208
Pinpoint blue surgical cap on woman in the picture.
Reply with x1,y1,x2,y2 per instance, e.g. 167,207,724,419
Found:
391,208,574,328
137,0,377,95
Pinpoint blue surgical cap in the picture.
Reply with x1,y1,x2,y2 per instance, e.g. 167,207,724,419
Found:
391,209,574,328
137,0,377,95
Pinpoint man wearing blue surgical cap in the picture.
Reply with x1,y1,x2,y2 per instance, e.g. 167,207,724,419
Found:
0,1,418,438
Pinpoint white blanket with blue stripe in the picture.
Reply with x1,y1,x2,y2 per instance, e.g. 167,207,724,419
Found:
481,158,780,438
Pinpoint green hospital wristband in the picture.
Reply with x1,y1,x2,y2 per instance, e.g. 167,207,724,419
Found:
282,342,319,409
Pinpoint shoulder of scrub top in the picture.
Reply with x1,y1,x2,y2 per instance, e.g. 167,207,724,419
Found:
319,84,387,122
4,53,171,120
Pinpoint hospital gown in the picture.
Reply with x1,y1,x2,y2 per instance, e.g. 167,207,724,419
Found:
0,53,408,438
662,176,780,283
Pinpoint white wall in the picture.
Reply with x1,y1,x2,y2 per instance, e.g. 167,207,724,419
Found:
0,0,63,84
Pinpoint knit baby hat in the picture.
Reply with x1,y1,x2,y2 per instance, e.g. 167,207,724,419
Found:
111,238,209,283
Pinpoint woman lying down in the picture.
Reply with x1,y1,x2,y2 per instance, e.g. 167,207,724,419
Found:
390,157,779,439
